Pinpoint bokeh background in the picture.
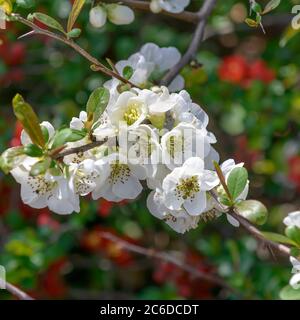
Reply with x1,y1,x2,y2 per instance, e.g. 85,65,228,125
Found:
1,0,300,299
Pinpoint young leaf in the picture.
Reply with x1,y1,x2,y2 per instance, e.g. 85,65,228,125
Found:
0,0,12,14
67,0,86,33
123,65,134,80
261,231,297,246
285,226,300,247
24,143,44,157
280,285,300,300
262,0,281,15
16,0,35,9
12,94,45,148
227,167,248,201
236,200,268,225
30,157,51,176
245,18,259,28
250,2,262,14
51,128,86,149
67,28,81,38
0,147,25,174
86,87,110,116
32,12,66,34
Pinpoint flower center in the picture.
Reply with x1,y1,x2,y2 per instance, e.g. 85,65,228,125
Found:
123,103,141,125
75,168,100,195
175,176,200,200
166,134,183,159
27,176,55,196
109,161,131,184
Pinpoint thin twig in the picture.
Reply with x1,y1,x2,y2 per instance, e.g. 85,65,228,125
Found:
52,138,108,160
100,231,239,294
11,14,140,89
229,209,291,257
161,0,217,86
99,0,199,24
5,282,34,300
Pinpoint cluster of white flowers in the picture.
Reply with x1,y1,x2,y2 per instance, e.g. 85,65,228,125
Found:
89,4,134,28
284,211,300,289
3,43,249,234
88,0,191,28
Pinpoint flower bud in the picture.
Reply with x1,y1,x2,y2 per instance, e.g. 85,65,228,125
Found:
236,200,268,225
89,6,107,28
150,0,162,13
107,4,134,25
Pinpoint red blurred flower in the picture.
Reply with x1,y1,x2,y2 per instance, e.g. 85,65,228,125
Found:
81,226,134,266
97,199,127,217
218,55,248,84
234,135,261,169
248,60,275,84
153,251,216,299
288,155,300,191
10,121,23,147
37,210,61,231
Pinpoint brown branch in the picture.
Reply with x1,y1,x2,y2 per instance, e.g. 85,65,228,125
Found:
11,14,140,89
52,138,108,160
99,0,199,24
100,231,239,295
5,282,34,300
161,0,217,86
229,209,291,257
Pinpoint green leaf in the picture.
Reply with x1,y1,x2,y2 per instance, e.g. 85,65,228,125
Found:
285,226,300,247
122,65,134,80
67,0,86,33
245,18,259,28
24,144,44,157
29,157,51,176
227,167,248,201
280,285,300,300
236,200,268,225
51,128,86,149
12,94,45,148
0,147,25,174
251,2,262,14
262,0,281,15
32,12,66,34
261,231,297,246
67,28,81,38
86,87,110,117
16,0,35,8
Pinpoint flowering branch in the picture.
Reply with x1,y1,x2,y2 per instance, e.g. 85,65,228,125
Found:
99,0,199,23
161,0,217,86
100,231,238,294
5,282,34,300
10,14,140,89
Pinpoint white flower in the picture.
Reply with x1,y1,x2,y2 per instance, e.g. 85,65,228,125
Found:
284,211,300,229
92,153,145,202
108,91,148,129
70,111,87,130
69,159,106,196
161,122,216,170
127,124,161,179
147,189,199,233
89,6,107,28
150,0,190,14
107,4,135,25
11,158,80,215
290,256,300,289
162,157,218,216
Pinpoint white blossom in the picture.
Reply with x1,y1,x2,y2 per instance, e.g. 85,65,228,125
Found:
283,211,300,229
290,256,300,289
161,157,218,216
150,0,190,14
